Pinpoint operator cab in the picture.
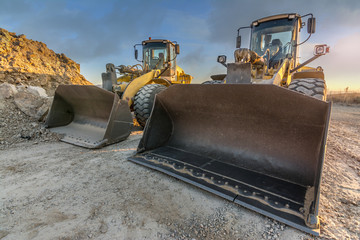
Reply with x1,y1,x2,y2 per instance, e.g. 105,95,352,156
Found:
142,41,168,70
135,39,179,81
217,13,322,83
250,16,297,69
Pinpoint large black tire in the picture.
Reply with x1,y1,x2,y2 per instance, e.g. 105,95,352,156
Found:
134,84,167,127
288,78,327,101
202,80,223,84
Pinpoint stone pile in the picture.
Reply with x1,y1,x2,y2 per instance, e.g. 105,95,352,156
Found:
0,83,59,149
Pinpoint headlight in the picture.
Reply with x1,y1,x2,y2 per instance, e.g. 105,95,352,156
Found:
314,44,330,56
217,55,227,64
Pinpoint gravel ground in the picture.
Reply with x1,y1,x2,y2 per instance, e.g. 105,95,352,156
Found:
0,104,359,240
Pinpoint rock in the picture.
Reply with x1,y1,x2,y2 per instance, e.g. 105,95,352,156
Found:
15,77,21,84
20,131,32,140
99,221,108,233
27,86,48,97
30,122,38,128
36,99,52,121
0,83,18,99
14,89,50,120
39,75,48,86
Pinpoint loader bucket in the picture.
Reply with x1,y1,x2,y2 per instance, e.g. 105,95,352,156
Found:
46,85,133,148
129,84,331,235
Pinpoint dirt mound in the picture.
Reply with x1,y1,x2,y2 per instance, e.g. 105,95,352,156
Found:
0,28,92,95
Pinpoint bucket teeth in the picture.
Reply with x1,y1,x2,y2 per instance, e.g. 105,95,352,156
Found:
134,151,303,215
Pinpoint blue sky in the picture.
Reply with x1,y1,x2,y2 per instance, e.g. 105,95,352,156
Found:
1,0,359,91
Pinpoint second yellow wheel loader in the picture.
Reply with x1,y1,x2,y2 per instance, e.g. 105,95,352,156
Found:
129,13,331,236
45,39,192,148
102,39,192,127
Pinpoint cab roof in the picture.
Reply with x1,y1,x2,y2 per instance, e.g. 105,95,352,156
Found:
142,39,176,46
251,13,301,26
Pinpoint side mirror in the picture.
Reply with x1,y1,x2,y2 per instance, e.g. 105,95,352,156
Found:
175,44,180,54
307,17,316,34
236,36,241,48
135,49,138,60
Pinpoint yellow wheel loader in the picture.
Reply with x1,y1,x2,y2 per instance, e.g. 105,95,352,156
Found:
45,39,192,148
129,13,330,236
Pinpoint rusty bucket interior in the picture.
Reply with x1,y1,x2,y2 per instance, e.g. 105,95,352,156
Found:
46,85,133,148
129,84,331,235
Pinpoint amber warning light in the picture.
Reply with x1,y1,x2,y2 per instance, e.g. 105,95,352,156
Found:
314,44,330,56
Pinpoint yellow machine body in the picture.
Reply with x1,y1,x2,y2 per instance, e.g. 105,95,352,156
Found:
129,13,331,236
47,39,192,147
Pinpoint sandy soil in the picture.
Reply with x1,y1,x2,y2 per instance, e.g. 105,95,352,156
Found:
0,104,359,240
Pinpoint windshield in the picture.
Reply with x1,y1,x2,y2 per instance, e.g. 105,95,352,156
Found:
250,18,295,60
143,42,167,70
